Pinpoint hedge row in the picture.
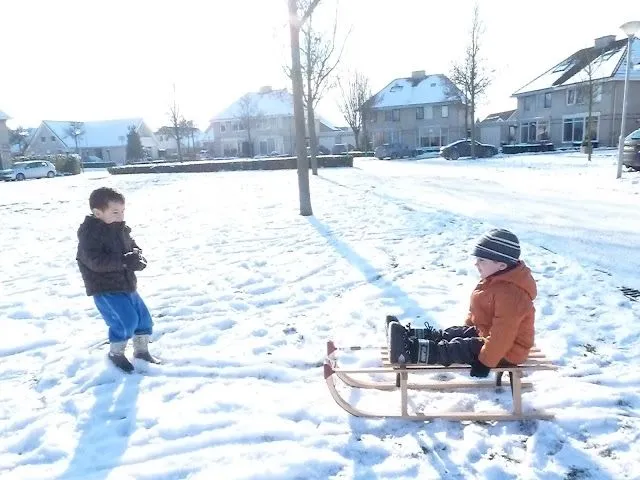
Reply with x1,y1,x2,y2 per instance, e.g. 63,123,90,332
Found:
349,151,374,158
108,155,353,175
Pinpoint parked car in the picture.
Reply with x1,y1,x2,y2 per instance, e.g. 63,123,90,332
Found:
1,160,57,181
374,143,412,160
331,144,349,155
439,139,499,160
622,128,640,171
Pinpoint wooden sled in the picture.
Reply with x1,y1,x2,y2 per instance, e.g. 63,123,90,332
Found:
324,340,557,421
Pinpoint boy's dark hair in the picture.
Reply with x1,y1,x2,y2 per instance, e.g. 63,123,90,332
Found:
89,187,125,211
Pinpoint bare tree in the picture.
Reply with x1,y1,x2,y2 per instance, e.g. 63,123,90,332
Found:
297,8,348,175
9,127,30,155
337,70,371,151
451,2,491,158
65,121,85,154
287,0,321,216
168,84,184,161
578,55,604,162
235,94,263,158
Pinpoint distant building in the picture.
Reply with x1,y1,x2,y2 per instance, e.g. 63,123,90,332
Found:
25,118,160,164
208,86,349,157
367,70,468,148
512,34,640,147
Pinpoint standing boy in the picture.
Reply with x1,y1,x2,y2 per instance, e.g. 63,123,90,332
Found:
77,187,159,372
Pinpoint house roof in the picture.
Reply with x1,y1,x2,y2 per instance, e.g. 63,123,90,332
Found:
213,88,294,120
513,35,640,96
211,87,338,130
0,110,10,121
42,118,147,149
480,109,517,123
369,73,463,109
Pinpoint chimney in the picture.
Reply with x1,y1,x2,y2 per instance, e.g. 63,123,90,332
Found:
594,35,616,48
411,70,426,80
259,86,273,94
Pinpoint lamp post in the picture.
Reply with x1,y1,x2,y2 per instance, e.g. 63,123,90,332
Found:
616,21,640,179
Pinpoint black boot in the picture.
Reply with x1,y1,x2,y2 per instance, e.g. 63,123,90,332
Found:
407,321,443,342
385,315,399,340
389,322,439,365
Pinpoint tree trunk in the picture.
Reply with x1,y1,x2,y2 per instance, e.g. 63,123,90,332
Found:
470,93,476,159
305,44,318,175
288,0,313,216
464,100,469,138
587,92,593,162
352,127,361,150
307,103,319,175
362,111,369,151
176,134,183,161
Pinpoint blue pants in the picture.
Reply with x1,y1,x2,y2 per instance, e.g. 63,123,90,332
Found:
94,292,153,343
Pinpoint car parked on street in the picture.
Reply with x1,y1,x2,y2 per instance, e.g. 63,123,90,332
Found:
439,139,499,160
622,128,640,171
0,160,57,181
374,143,413,159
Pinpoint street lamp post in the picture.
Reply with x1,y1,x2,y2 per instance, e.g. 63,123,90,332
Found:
616,21,640,179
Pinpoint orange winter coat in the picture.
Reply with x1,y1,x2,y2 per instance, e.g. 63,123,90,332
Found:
465,261,537,367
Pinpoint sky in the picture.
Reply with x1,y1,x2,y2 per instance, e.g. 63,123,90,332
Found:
0,0,637,132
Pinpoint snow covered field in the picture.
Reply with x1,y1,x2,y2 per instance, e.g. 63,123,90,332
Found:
1,150,638,479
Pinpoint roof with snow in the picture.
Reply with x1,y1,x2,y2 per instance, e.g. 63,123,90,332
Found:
213,88,294,120
0,110,10,121
480,109,517,123
369,73,463,109
211,87,338,129
41,118,148,149
513,35,640,96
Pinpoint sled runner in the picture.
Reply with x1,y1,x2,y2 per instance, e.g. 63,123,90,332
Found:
324,341,557,421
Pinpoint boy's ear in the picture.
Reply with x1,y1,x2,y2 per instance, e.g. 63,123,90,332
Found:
91,207,102,217
498,262,508,271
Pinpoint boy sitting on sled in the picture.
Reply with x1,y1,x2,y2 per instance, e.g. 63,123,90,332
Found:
387,228,536,378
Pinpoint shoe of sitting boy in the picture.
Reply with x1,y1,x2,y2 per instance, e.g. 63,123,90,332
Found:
388,322,437,365
388,321,412,364
407,321,443,342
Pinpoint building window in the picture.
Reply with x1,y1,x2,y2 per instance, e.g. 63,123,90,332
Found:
41,136,46,142
567,89,575,105
520,121,536,143
50,136,56,142
537,120,550,141
392,109,400,121
544,93,552,108
441,105,449,118
416,107,424,120
385,110,392,121
563,115,599,143
425,106,433,119
524,96,534,112
567,87,590,105
553,60,571,73
419,127,447,147
519,120,550,143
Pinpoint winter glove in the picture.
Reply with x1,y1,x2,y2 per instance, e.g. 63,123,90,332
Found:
123,250,147,271
469,358,491,378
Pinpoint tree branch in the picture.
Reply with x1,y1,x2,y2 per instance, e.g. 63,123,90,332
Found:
300,0,321,25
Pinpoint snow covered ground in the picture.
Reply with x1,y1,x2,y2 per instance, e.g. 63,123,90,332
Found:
1,150,639,479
